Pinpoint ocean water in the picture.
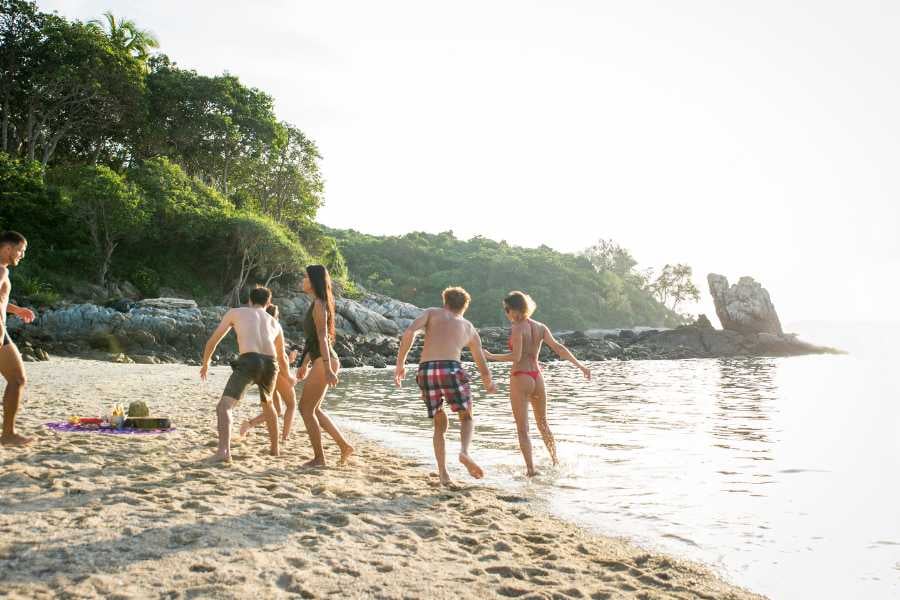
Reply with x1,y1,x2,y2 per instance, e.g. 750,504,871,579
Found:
319,323,900,599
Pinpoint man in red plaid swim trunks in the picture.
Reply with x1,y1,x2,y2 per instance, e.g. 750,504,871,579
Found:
395,287,496,486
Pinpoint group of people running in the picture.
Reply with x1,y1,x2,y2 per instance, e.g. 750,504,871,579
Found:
0,230,591,484
200,263,591,484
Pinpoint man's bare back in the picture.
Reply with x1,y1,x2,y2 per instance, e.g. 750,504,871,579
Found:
225,306,282,356
418,307,477,362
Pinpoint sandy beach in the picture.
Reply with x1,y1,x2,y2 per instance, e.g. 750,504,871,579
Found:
0,359,762,599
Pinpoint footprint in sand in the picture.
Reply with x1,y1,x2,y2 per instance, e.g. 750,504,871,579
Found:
496,586,530,597
485,565,525,580
285,557,308,569
331,565,361,577
324,513,350,527
276,573,315,598
497,494,528,504
188,564,216,573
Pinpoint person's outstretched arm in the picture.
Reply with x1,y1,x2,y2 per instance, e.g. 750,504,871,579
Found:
7,302,35,324
467,328,497,394
394,309,430,386
200,310,235,380
484,325,522,363
543,326,591,380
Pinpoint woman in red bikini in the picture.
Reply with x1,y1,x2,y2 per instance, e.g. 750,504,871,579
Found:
484,291,591,476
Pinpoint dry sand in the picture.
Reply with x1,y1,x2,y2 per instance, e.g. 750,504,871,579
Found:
0,359,763,599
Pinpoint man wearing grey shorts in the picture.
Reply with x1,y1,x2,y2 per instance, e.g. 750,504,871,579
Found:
200,286,292,462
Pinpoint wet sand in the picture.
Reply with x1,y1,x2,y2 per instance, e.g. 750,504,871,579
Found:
0,359,763,599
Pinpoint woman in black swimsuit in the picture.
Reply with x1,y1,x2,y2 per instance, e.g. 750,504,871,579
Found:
296,265,354,467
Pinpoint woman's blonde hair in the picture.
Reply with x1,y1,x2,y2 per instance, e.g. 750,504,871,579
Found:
503,291,536,318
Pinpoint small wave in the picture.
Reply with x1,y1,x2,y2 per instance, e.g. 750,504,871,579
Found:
662,533,700,547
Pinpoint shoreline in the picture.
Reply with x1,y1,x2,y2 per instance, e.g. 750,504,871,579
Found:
0,359,763,599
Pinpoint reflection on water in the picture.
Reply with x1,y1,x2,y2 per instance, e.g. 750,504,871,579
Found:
319,353,900,599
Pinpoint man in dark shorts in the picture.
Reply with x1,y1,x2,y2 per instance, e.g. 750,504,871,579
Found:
395,287,496,486
0,231,36,446
200,286,292,462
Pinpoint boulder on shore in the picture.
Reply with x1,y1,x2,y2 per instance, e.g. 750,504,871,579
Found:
708,274,783,336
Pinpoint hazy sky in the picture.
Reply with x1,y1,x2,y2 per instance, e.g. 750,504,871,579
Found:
44,1,899,324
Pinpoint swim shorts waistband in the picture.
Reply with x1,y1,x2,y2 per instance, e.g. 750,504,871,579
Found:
237,352,276,362
418,360,462,368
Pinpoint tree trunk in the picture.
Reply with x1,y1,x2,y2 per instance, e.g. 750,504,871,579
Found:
41,130,64,172
222,155,230,198
98,240,117,287
25,109,36,162
1,99,8,153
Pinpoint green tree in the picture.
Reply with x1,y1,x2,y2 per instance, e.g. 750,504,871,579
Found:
141,59,280,197
650,263,700,311
56,165,147,286
3,14,144,169
0,0,43,154
219,211,306,306
233,123,323,227
582,238,637,275
88,11,159,63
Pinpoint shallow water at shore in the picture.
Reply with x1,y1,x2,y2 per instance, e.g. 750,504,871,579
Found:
324,349,900,599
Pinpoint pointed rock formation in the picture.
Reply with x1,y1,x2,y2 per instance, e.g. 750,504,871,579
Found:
707,274,783,336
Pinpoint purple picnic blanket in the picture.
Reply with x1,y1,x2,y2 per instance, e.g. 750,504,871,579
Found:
45,422,175,435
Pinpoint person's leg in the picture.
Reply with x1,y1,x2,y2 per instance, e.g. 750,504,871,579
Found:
299,360,329,467
457,410,483,479
510,375,536,476
0,342,31,446
260,394,279,457
313,407,354,464
208,395,239,462
271,388,284,417
277,375,297,444
530,376,558,465
239,412,266,438
433,407,450,485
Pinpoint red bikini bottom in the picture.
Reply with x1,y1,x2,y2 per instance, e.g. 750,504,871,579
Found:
511,370,540,381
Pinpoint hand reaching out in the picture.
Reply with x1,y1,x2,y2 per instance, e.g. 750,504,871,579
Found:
12,306,35,324
394,364,406,387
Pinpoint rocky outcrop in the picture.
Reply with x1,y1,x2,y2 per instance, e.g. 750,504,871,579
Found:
708,274,783,336
7,281,839,367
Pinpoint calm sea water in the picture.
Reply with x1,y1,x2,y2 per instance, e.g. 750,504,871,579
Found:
317,323,900,599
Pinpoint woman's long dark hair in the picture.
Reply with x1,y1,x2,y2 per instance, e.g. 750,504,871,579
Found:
306,264,336,342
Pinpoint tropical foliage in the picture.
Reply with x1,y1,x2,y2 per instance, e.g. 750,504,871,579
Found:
331,230,685,329
0,1,333,304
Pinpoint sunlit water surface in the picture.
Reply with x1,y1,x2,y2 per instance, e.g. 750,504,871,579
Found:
316,324,899,599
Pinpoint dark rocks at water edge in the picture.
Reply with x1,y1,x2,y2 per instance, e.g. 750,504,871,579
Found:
4,293,422,367
7,277,840,366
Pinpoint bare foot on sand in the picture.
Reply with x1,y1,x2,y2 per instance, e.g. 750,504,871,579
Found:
526,468,536,477
339,444,355,466
0,433,34,447
439,470,452,487
201,453,232,465
459,453,484,479
301,457,326,469
269,448,281,457
238,420,253,439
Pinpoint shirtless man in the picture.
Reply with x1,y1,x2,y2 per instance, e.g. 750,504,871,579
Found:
394,287,496,486
0,231,36,447
200,285,292,462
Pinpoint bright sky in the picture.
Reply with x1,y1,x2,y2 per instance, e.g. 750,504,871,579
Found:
45,1,899,325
